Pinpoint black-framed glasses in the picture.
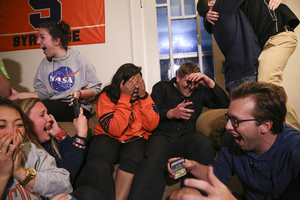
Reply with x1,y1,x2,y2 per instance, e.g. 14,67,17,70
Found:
225,113,257,129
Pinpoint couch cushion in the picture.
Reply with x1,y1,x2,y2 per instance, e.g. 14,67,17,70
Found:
196,108,228,149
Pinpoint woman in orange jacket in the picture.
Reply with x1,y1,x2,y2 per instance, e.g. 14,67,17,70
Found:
87,63,160,200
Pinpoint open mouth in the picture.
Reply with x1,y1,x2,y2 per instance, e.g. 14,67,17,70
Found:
44,125,52,131
132,89,138,96
232,134,243,141
42,47,46,50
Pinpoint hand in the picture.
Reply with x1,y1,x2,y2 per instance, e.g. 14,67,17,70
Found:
73,107,88,138
8,88,20,101
0,133,17,179
167,157,182,178
69,90,81,106
183,166,237,200
120,76,138,96
137,76,146,98
206,7,219,25
188,73,215,88
167,100,194,120
168,158,195,178
47,114,61,137
269,0,281,10
12,129,25,179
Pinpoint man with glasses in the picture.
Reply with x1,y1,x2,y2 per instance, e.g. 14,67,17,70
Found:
168,81,300,199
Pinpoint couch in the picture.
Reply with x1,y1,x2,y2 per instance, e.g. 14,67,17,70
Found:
58,102,242,199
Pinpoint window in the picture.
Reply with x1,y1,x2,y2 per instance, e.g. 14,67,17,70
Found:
156,0,214,81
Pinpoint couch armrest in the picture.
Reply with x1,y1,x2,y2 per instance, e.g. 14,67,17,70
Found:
196,108,228,150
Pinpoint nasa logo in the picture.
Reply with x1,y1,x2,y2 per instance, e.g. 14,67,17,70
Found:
48,66,80,92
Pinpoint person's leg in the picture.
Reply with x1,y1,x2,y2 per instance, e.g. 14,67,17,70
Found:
42,100,91,121
75,159,115,200
86,134,120,174
72,186,107,200
258,31,300,130
225,72,257,93
115,138,146,200
173,133,216,188
128,134,174,200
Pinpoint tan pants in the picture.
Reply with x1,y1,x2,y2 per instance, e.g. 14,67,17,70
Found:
258,30,300,130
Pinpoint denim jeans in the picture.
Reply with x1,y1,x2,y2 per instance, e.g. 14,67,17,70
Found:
225,72,257,93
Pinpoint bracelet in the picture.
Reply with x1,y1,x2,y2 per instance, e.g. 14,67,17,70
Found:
72,142,86,149
55,129,67,141
78,90,82,98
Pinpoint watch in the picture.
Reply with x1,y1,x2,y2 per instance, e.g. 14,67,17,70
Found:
20,168,36,186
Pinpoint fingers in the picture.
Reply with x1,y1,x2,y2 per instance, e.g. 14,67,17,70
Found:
184,178,214,195
79,107,84,115
269,0,281,10
168,157,181,178
206,166,224,189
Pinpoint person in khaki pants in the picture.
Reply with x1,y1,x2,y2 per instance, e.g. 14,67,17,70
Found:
201,0,300,130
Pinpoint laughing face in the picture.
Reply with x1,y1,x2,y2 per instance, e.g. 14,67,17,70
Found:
28,102,52,143
225,97,264,152
176,74,199,97
0,106,25,137
130,73,142,101
37,28,59,58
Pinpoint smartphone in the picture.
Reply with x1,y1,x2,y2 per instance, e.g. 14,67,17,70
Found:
184,99,194,110
120,135,144,144
73,98,80,118
170,157,187,179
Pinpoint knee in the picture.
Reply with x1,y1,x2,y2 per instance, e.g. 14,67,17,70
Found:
87,158,114,175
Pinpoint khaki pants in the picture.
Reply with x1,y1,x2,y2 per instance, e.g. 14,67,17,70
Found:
258,30,300,130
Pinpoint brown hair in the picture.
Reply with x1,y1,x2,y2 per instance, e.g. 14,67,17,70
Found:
17,98,61,158
39,21,71,50
177,62,200,78
230,81,287,134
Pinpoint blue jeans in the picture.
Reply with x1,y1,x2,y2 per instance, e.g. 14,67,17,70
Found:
225,72,257,93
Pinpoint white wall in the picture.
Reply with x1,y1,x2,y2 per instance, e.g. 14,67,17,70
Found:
282,0,300,121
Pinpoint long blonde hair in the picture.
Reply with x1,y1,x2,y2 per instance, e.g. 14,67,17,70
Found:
17,98,62,159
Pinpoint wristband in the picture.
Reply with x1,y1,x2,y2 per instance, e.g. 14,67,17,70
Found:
78,90,82,98
55,129,67,141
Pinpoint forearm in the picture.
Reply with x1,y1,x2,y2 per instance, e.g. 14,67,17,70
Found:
0,176,10,196
78,88,95,99
14,167,35,189
0,75,11,98
19,92,39,99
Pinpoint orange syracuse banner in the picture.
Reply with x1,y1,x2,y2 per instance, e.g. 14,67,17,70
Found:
0,0,105,52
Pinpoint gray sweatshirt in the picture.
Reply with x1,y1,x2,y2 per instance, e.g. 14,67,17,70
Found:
33,48,102,111
4,142,73,200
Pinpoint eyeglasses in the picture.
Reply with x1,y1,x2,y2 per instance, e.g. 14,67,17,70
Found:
225,113,257,129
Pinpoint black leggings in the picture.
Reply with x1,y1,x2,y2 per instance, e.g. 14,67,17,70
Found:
87,134,147,174
75,159,115,200
43,99,90,122
72,186,106,200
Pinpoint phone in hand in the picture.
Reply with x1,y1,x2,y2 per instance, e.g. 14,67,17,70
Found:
170,157,187,179
73,98,80,118
184,99,194,110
